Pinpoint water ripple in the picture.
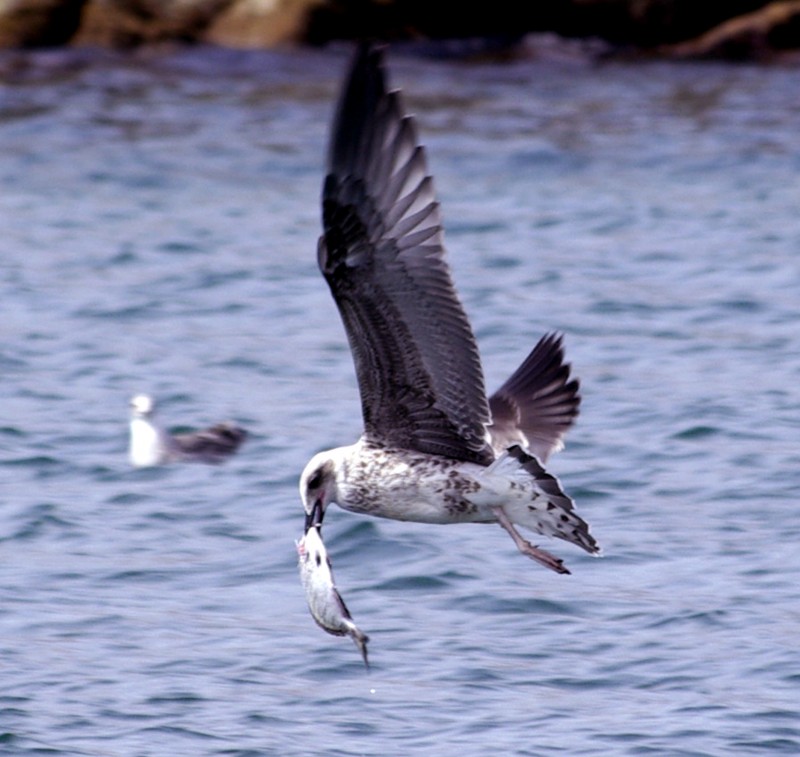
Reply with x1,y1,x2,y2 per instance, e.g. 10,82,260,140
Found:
2,45,799,757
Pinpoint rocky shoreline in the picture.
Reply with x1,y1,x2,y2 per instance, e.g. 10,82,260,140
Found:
1,0,799,60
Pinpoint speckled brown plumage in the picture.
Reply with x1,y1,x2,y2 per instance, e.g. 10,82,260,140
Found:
299,44,601,659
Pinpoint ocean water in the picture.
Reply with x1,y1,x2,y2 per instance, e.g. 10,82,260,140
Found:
1,43,799,756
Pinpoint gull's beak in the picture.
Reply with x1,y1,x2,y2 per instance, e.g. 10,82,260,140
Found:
304,499,324,533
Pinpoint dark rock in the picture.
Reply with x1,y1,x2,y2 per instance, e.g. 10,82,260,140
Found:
0,0,798,59
0,0,86,48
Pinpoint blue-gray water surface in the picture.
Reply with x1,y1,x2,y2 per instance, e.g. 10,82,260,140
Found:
1,44,799,756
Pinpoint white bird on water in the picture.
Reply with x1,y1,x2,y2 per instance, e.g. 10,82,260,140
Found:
299,43,600,652
129,394,247,467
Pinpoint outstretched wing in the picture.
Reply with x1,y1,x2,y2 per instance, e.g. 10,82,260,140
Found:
488,333,580,462
319,43,493,465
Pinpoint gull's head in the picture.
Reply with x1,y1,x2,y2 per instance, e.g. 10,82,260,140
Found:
130,394,155,418
299,449,343,533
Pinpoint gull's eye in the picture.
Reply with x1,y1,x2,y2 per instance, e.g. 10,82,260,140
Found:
307,469,324,490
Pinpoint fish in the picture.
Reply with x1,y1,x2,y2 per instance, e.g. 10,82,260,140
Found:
297,525,370,666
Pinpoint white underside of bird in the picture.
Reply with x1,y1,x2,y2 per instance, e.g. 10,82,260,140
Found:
129,415,175,467
302,438,598,575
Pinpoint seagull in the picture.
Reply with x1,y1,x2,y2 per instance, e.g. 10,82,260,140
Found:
300,43,599,579
128,394,247,467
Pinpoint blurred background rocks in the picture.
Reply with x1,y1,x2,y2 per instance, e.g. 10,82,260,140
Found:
1,0,799,59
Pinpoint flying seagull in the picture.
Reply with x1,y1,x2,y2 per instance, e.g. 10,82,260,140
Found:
300,43,599,601
129,394,247,467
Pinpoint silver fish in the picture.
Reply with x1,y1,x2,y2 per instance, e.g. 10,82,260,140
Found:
297,525,369,666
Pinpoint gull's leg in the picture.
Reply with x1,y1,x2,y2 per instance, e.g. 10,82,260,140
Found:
492,506,570,575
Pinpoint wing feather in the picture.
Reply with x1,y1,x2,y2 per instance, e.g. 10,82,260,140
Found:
488,333,580,462
319,43,492,464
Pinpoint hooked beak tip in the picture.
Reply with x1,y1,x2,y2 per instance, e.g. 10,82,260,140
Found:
304,499,324,532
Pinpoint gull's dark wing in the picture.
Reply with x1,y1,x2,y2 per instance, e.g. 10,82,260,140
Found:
319,43,493,465
173,423,247,463
488,333,580,463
